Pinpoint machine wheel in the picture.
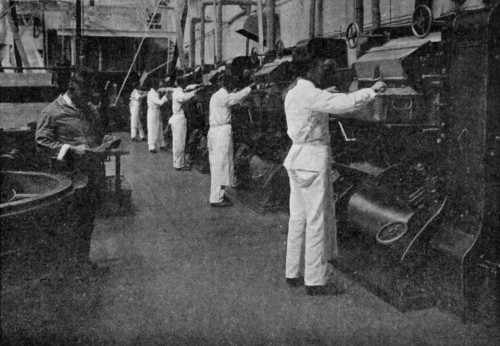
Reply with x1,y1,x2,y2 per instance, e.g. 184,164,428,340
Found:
412,4,433,38
346,22,360,49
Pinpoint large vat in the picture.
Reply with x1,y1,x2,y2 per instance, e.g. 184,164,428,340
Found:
1,171,75,253
1,171,73,218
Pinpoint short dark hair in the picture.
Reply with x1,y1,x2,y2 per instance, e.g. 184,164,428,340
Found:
303,58,336,82
68,70,95,95
221,74,236,89
176,76,187,88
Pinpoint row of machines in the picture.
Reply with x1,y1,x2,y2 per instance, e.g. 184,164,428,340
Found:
179,2,499,322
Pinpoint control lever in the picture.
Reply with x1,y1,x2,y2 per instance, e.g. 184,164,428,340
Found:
338,121,356,142
248,109,254,124
373,68,386,121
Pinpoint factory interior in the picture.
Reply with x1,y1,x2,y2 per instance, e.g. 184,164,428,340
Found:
1,0,499,345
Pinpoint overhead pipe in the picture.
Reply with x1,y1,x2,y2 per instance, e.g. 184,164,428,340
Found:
355,0,364,32
200,0,256,65
265,0,275,51
257,0,264,58
216,0,223,63
0,1,7,69
315,0,323,37
76,0,81,68
372,0,381,30
309,0,315,39
189,17,201,68
309,0,325,39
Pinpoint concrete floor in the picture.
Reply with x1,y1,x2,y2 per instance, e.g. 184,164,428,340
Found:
2,133,499,345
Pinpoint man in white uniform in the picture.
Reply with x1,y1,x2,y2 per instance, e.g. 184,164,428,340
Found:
208,75,255,207
169,78,198,170
283,59,386,295
129,82,147,141
147,80,169,153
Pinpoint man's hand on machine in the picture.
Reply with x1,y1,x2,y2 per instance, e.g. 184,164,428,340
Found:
185,84,203,92
193,84,206,93
325,86,340,93
371,81,387,93
70,144,90,156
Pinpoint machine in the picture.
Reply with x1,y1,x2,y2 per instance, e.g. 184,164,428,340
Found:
330,3,499,322
193,2,499,322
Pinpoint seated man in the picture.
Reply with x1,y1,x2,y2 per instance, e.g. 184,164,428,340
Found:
35,70,115,271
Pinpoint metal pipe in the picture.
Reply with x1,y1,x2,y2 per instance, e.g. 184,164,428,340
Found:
372,0,381,30
355,0,364,32
200,5,206,65
266,0,275,50
1,1,9,70
97,40,101,71
42,9,48,67
315,0,323,37
309,0,315,39
189,17,200,68
200,1,256,65
257,0,264,58
216,0,223,63
76,0,81,68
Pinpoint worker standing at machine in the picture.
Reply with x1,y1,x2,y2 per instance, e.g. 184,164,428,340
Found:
169,77,199,170
129,81,148,142
35,70,118,272
284,59,386,296
147,80,169,153
208,75,256,207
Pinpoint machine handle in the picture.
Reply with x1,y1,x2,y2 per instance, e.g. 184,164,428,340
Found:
248,109,254,124
338,121,356,142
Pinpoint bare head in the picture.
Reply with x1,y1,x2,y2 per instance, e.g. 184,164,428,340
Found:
67,70,94,108
303,59,337,89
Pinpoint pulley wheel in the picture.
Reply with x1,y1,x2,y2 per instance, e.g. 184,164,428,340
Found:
411,4,433,38
346,22,360,49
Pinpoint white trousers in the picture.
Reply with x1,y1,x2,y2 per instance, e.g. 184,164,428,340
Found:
147,108,165,150
285,167,337,286
210,185,225,204
130,104,145,139
208,125,233,203
170,116,187,168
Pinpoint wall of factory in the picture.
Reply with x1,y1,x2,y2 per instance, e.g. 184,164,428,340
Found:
185,0,488,67
44,3,175,36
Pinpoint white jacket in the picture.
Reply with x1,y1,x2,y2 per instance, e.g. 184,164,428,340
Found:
129,89,145,107
209,87,252,127
147,89,167,112
283,79,376,171
171,87,196,116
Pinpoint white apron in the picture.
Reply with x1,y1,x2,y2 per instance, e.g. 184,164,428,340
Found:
147,107,165,150
130,104,144,139
207,124,234,186
169,114,187,168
